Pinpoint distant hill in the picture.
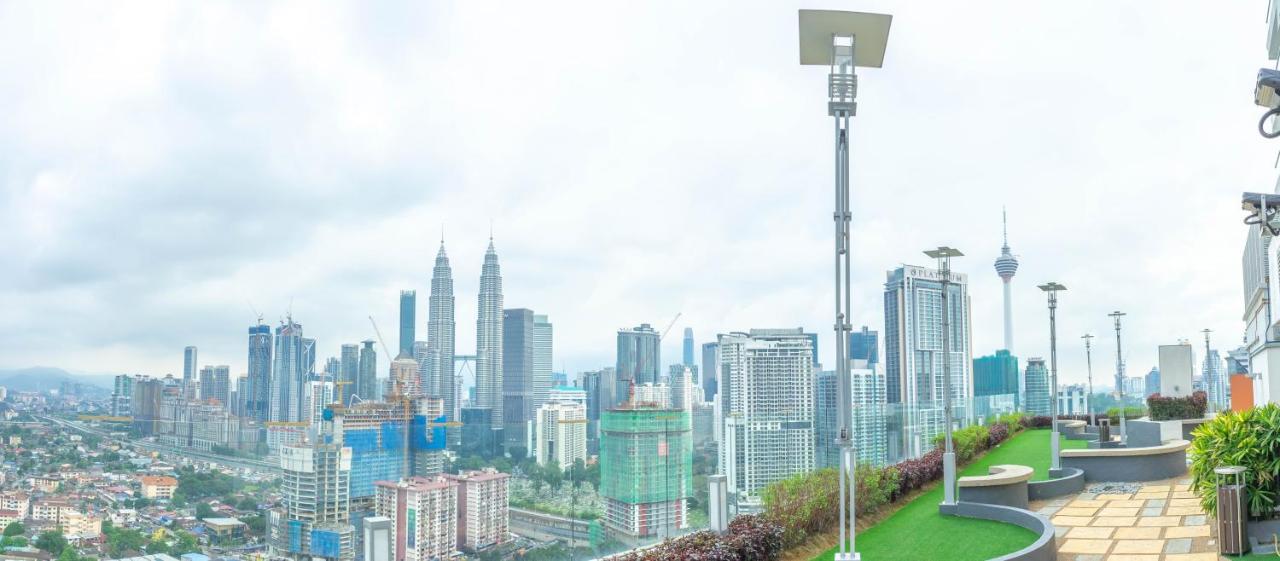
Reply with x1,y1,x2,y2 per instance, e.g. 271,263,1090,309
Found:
0,367,116,392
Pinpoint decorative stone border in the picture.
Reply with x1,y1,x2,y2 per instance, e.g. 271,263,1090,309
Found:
1060,439,1190,482
957,465,1033,510
947,502,1058,561
1027,467,1084,500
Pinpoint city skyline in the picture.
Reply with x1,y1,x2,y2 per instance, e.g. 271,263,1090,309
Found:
0,2,1268,389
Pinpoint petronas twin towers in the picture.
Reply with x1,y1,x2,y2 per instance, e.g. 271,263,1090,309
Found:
424,237,503,434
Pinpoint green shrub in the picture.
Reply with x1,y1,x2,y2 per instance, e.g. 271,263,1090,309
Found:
993,412,1027,431
1105,406,1146,423
931,424,990,463
1147,391,1208,421
761,465,900,549
1189,404,1280,518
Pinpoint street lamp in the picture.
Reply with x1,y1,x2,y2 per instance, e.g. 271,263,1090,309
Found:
1039,282,1066,470
925,246,963,507
799,10,891,561
1082,334,1096,427
1109,311,1128,444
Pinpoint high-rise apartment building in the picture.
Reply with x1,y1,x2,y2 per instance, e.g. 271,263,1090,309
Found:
183,346,198,396
883,265,973,460
272,422,354,561
616,324,661,406
668,365,696,414
1204,349,1227,410
399,290,416,359
1024,358,1050,416
427,242,457,428
850,367,889,468
599,405,691,545
247,324,273,422
440,469,510,553
718,329,815,511
304,380,336,427
112,375,133,417
532,314,553,413
234,375,248,417
272,320,306,422
199,365,231,406
1057,384,1087,416
358,340,378,402
1145,367,1161,399
131,377,164,436
531,400,587,467
813,370,839,470
475,239,504,437
374,477,457,561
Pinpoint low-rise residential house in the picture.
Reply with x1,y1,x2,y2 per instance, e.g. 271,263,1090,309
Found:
139,476,178,500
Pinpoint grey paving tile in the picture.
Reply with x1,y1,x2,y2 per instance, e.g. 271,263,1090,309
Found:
1144,499,1166,507
1048,499,1069,506
1141,507,1163,517
1037,505,1061,516
1164,538,1192,554
1076,493,1097,500
1185,514,1206,526
1073,555,1104,561
1054,526,1068,538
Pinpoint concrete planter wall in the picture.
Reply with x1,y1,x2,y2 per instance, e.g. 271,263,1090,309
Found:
948,502,1058,561
1028,467,1085,500
1128,418,1210,448
956,465,1033,510
1060,439,1190,482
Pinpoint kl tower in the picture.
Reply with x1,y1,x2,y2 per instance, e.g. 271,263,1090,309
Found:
994,208,1019,352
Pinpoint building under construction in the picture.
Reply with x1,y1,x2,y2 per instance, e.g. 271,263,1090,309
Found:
598,398,691,546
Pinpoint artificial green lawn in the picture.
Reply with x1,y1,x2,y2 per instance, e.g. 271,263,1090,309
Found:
812,429,1089,561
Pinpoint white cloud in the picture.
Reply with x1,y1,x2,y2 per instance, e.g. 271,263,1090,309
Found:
0,0,1272,389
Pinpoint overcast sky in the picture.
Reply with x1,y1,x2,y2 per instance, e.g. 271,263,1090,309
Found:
1,1,1276,389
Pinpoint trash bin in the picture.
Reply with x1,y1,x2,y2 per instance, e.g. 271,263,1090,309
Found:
1097,418,1110,443
1216,465,1249,555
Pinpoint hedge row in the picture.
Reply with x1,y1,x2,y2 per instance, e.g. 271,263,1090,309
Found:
1147,391,1207,421
610,514,784,561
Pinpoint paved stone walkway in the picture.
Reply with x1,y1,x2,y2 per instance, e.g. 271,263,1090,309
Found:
1031,478,1226,561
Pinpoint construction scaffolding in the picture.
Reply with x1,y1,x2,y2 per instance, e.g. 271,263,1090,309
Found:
598,406,692,542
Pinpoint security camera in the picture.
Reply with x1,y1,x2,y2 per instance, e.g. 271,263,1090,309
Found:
1257,69,1280,138
1243,191,1280,235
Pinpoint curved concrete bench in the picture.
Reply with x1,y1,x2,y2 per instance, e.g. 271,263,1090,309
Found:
948,502,1057,561
1028,467,1085,500
957,464,1033,510
1061,439,1190,482
1059,419,1086,436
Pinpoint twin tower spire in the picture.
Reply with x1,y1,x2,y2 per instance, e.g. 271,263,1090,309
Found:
423,234,502,435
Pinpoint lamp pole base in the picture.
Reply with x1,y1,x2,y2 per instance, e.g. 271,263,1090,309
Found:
834,553,862,561
942,451,957,505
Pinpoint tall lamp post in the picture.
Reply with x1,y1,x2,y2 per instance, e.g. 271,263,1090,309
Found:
798,10,891,561
1109,311,1128,443
1039,283,1066,470
926,246,964,507
1082,334,1096,427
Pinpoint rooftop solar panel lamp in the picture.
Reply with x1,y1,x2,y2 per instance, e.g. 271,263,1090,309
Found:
799,10,891,561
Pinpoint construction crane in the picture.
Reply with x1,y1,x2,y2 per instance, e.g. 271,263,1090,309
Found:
368,316,395,363
658,312,682,342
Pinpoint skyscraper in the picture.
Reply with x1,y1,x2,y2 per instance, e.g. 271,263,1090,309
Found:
701,342,718,402
883,265,973,460
1145,367,1161,399
475,239,504,435
682,328,694,367
532,315,553,414
399,290,416,359
850,367,889,467
973,350,1020,398
112,375,133,417
616,324,660,406
1204,349,1227,410
848,326,879,368
427,242,457,427
358,340,378,402
718,329,815,511
247,324,273,422
340,344,360,406
272,320,306,422
994,208,1019,353
183,346,198,398
502,309,534,450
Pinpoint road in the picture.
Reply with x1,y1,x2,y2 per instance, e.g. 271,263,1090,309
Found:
38,415,283,475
